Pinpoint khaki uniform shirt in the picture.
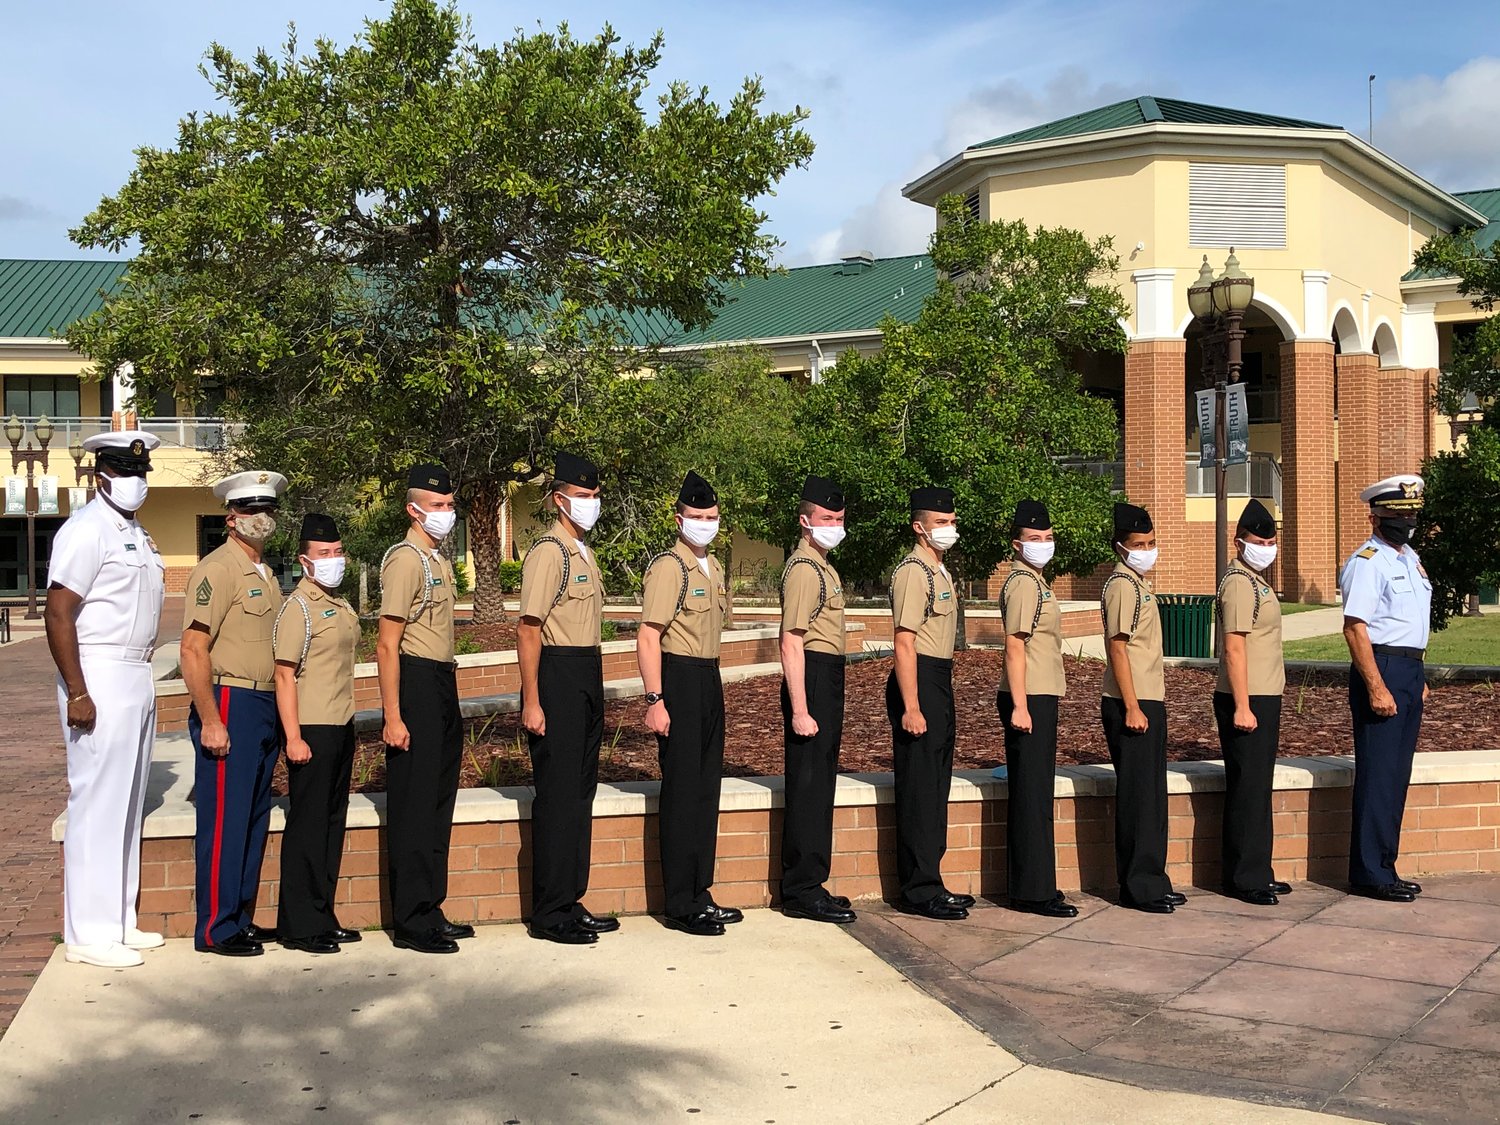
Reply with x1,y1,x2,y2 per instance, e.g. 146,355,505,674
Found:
1216,559,1285,697
780,540,846,656
996,562,1065,697
1101,563,1165,702
641,540,726,659
889,547,957,659
379,528,456,663
183,540,281,683
274,577,360,726
519,523,603,647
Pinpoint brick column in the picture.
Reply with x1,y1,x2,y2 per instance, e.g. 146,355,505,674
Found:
1335,352,1380,564
1379,366,1435,475
1124,338,1191,590
1279,340,1336,603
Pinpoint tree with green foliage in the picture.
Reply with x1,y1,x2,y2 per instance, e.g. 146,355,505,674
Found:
1409,232,1500,629
784,196,1129,643
66,0,814,622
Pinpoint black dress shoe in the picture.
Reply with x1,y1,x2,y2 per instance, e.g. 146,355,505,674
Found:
575,911,620,934
894,897,968,921
663,910,726,937
393,928,460,953
1011,896,1079,918
281,934,341,954
438,921,476,940
1163,892,1187,907
783,899,858,925
243,924,279,945
1351,882,1416,903
327,927,362,944
1269,881,1293,895
937,890,977,909
828,894,852,909
1396,878,1423,896
198,931,265,957
1228,888,1279,906
529,920,598,945
1119,892,1175,914
705,903,744,925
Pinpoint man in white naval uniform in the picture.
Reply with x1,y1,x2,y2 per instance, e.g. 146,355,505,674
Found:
43,430,166,968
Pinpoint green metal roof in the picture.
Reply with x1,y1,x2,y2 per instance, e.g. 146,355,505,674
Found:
1403,188,1500,282
0,259,127,338
971,96,1338,151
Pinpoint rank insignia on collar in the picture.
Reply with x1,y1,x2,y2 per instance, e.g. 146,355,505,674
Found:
195,577,213,605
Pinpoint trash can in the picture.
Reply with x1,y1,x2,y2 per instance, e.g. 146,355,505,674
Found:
1156,594,1215,658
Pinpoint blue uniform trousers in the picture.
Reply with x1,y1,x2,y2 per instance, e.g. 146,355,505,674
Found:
1348,653,1425,886
191,685,282,948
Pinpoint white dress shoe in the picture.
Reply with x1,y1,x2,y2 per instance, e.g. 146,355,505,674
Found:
124,928,165,950
65,942,145,968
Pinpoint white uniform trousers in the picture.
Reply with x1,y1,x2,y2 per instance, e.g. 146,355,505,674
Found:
58,652,156,946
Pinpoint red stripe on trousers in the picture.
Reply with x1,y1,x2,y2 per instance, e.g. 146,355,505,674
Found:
202,687,231,948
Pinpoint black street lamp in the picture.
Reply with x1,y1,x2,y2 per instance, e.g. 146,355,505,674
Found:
69,432,99,499
4,413,56,620
1187,250,1256,655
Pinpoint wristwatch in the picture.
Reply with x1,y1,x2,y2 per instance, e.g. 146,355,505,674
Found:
645,692,665,706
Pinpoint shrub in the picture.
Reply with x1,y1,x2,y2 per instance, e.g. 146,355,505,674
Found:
498,559,524,593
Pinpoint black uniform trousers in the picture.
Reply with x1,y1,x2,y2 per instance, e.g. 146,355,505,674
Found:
528,646,605,929
385,655,462,936
1100,697,1173,904
887,656,955,905
1213,693,1280,894
656,653,725,917
1349,653,1425,887
278,721,356,940
780,651,846,907
997,692,1061,903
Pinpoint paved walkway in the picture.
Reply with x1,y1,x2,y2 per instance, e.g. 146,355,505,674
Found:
851,878,1500,1124
0,910,1345,1124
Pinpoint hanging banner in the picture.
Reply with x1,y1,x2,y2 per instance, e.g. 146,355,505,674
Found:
36,476,59,516
1224,383,1250,465
4,477,25,516
69,487,88,512
1195,388,1217,467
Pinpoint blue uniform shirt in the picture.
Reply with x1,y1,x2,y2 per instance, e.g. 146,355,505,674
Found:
1339,535,1432,649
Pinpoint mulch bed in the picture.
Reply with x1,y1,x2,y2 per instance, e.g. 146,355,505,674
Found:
272,651,1500,795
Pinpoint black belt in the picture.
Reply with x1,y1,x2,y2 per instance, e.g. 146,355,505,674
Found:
399,654,457,671
541,644,601,657
915,654,953,668
803,650,844,666
662,653,719,668
1372,644,1425,661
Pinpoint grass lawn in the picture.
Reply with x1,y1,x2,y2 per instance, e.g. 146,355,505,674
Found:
1283,613,1500,665
1280,601,1333,615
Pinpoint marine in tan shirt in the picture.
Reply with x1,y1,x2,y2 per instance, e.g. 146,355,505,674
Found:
1217,558,1285,697
1101,563,1165,702
519,523,603,648
780,540,845,656
379,526,457,664
641,539,727,659
274,576,360,727
997,561,1065,698
183,539,283,685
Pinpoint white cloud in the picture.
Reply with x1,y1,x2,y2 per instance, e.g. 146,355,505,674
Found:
0,196,50,223
1379,57,1500,191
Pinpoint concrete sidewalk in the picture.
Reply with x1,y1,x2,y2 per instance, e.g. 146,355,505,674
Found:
0,910,1345,1124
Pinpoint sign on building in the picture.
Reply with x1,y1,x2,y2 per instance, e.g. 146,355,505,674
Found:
37,476,59,516
4,476,25,516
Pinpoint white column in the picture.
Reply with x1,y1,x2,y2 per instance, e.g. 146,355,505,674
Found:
1301,271,1330,341
1131,268,1177,339
1400,302,1439,370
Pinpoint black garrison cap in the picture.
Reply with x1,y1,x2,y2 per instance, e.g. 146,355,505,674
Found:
800,474,846,512
909,486,955,516
677,470,718,509
407,463,453,495
1012,499,1051,533
1236,498,1277,539
299,512,340,543
554,452,600,490
1113,501,1153,538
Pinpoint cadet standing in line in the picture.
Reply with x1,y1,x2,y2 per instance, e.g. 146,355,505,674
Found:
778,474,857,925
518,453,619,946
182,470,288,956
1100,502,1182,914
1341,474,1432,903
272,513,362,954
377,465,473,953
887,486,973,921
44,431,166,968
997,500,1077,919
1214,499,1289,907
637,471,741,937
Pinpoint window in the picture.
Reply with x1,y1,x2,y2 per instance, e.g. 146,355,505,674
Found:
1240,352,1280,423
197,516,228,559
1189,163,1287,249
4,375,81,418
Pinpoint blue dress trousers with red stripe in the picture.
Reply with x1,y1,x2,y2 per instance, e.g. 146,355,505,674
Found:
191,685,282,948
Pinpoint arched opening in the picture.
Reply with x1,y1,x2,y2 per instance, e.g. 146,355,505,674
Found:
1372,321,1400,368
1331,305,1363,355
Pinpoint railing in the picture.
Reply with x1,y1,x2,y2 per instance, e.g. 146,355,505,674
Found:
1061,452,1283,508
5,416,241,451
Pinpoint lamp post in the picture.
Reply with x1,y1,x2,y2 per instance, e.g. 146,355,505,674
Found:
4,413,56,620
69,432,98,498
1187,250,1256,654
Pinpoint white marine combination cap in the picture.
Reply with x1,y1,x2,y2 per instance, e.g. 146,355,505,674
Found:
1359,474,1424,511
212,470,288,509
81,430,161,454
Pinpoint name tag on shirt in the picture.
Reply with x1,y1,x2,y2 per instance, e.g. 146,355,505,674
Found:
124,543,137,552
575,574,590,583
938,591,952,601
249,588,264,598
1391,574,1413,592
322,608,337,618
693,587,707,597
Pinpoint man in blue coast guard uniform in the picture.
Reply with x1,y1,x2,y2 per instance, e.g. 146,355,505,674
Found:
1340,473,1432,903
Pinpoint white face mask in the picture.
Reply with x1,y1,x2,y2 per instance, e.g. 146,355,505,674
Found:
235,512,278,543
925,524,960,551
1120,545,1158,575
562,494,601,532
412,504,456,541
1019,540,1055,569
804,521,846,551
103,473,148,512
679,517,720,548
303,556,347,589
1239,540,1278,572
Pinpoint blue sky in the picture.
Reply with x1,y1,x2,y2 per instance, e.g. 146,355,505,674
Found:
3,1,1499,265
